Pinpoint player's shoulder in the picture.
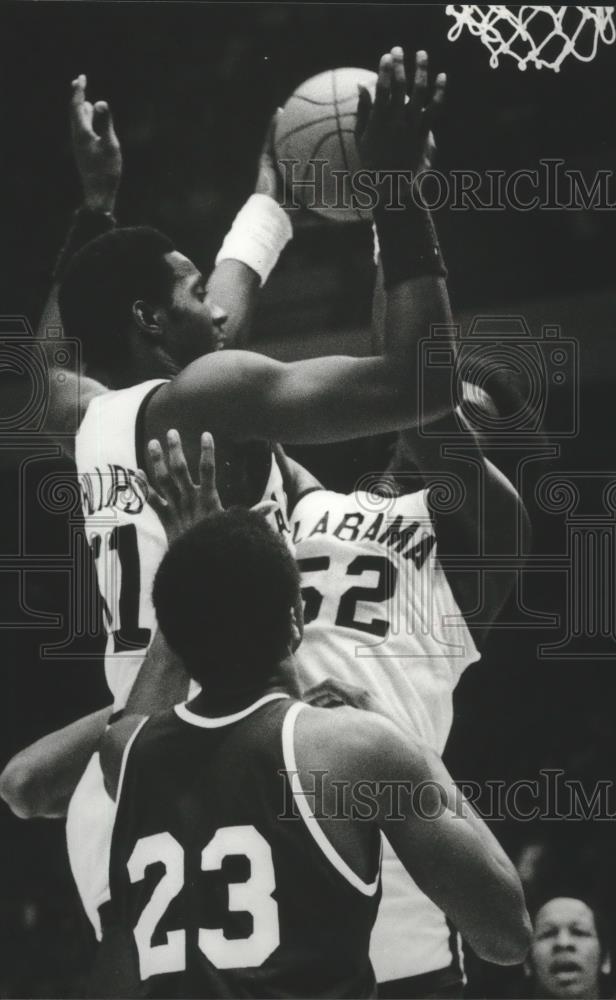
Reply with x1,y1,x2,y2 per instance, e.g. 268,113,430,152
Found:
161,349,277,400
147,350,280,435
294,703,413,783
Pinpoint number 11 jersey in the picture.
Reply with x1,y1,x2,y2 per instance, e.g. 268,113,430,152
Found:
74,379,291,711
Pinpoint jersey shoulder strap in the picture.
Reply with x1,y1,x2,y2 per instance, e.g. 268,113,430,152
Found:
75,378,168,473
281,702,381,897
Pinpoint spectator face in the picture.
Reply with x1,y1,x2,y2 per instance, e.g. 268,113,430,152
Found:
528,897,609,999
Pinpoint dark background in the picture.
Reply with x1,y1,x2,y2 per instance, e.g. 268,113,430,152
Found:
1,3,616,996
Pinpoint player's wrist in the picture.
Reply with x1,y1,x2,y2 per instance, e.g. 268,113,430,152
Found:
82,178,119,215
215,193,293,287
373,194,447,289
83,193,117,214
53,205,117,282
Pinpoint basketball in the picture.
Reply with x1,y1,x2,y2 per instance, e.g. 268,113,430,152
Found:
274,67,377,223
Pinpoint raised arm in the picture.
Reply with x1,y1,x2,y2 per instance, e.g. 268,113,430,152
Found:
366,84,529,635
37,75,122,344
147,50,454,448
207,111,290,348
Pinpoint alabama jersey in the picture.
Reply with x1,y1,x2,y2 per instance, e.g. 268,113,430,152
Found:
100,695,381,998
291,487,479,984
74,379,291,710
69,380,291,939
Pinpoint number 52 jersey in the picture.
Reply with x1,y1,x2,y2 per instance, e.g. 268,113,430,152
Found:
292,486,479,754
290,486,480,984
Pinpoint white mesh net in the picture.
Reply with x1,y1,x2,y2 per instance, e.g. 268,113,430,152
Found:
446,5,616,71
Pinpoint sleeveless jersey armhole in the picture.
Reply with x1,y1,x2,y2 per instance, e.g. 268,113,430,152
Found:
281,702,381,897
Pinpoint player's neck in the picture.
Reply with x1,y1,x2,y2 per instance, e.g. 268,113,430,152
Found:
189,678,293,719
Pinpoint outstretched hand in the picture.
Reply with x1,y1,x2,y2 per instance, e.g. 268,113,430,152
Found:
145,430,222,544
70,73,122,213
145,429,278,544
355,47,445,179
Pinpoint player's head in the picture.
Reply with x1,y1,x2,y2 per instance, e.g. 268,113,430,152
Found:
526,896,611,999
58,226,227,385
153,508,302,693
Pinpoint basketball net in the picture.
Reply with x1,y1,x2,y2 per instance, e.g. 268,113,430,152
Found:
446,5,616,71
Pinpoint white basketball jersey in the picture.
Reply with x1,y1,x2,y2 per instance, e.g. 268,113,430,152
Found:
69,379,291,937
291,487,479,982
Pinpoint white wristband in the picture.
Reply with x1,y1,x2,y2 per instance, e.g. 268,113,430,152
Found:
215,193,293,286
372,222,381,265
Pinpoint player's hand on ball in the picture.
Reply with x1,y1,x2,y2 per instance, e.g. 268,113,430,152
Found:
355,47,446,180
146,430,223,544
70,74,122,213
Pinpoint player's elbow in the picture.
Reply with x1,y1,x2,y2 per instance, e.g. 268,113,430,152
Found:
0,752,46,819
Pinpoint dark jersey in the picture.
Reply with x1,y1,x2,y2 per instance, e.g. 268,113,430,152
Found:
101,694,381,999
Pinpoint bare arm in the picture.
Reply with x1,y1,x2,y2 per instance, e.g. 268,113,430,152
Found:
273,444,324,511
395,407,527,640
206,113,284,348
148,296,452,448
39,83,274,455
99,631,188,801
357,714,531,965
371,250,527,635
37,75,122,344
0,706,112,819
146,52,453,452
100,430,227,799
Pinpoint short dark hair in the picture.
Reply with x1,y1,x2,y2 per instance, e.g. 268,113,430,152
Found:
58,226,175,375
153,508,300,688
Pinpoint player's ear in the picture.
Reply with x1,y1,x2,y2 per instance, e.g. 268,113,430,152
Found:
132,299,164,340
601,952,611,977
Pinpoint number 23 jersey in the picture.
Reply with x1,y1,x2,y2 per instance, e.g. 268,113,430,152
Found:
103,695,381,999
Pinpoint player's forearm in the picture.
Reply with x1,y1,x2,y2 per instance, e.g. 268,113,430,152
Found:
36,207,116,342
123,629,190,715
396,745,530,963
383,721,523,893
206,259,260,349
419,814,531,965
211,193,293,348
384,276,453,423
273,445,323,510
372,199,454,426
0,705,112,819
422,743,532,950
